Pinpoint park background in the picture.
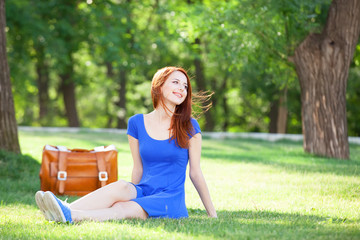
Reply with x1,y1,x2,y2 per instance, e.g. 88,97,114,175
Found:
5,0,360,136
1,0,360,239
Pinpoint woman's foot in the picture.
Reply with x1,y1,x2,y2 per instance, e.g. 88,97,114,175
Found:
35,191,53,221
43,191,73,223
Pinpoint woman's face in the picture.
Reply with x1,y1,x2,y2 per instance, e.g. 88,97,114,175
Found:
161,70,188,107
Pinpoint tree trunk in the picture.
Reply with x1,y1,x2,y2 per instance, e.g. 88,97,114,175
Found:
221,75,229,131
35,44,50,125
294,0,360,159
105,61,115,128
60,70,80,127
193,38,215,131
0,0,21,153
277,88,288,134
269,88,288,134
116,68,127,129
268,100,279,133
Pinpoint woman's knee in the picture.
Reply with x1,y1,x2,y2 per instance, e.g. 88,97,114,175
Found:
112,201,148,220
114,180,133,192
108,180,136,200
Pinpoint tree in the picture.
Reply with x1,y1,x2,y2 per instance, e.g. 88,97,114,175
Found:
87,0,139,129
0,0,21,153
32,1,53,126
55,2,82,127
294,0,360,159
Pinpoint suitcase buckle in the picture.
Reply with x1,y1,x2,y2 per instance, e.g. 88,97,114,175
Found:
99,171,108,181
57,171,67,181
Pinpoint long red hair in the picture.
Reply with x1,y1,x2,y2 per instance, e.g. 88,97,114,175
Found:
151,66,194,149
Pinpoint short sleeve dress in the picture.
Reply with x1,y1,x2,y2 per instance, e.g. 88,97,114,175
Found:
126,114,201,219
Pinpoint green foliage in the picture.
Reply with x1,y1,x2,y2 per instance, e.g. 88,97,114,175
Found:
347,69,360,137
5,0,359,135
347,44,360,137
0,130,359,239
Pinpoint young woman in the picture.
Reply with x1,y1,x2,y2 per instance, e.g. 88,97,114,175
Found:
35,66,217,222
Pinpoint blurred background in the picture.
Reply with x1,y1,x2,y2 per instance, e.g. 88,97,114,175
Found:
5,0,360,136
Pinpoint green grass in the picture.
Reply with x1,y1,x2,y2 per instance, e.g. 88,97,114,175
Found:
0,130,360,239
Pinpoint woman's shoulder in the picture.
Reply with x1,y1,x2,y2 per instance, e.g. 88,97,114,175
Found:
127,114,145,138
128,114,144,122
190,117,200,126
190,117,201,135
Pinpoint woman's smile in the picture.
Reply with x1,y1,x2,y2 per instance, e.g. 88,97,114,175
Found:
173,91,183,98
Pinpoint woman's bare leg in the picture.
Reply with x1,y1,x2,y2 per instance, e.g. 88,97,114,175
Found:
71,201,148,222
70,180,137,210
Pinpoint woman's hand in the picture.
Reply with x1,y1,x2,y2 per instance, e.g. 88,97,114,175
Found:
208,212,218,218
189,133,217,220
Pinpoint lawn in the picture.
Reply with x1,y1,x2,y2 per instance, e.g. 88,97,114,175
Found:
0,129,359,239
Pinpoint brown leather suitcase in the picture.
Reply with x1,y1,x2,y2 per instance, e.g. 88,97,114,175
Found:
39,145,118,196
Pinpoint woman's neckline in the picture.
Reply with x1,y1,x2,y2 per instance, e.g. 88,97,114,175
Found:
142,114,170,141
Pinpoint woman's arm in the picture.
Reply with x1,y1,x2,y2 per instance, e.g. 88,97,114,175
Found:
189,133,217,218
128,135,143,184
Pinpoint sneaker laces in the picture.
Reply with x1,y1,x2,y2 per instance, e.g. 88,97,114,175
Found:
59,197,71,208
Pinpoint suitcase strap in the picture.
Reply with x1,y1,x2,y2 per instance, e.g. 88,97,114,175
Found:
57,149,108,194
57,150,68,195
95,151,108,188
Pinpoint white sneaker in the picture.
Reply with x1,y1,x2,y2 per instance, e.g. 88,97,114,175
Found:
35,191,54,221
43,191,73,223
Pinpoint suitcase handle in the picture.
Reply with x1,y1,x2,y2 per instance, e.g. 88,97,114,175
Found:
71,148,93,152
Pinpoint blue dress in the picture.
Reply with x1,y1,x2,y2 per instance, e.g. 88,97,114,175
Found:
126,114,201,218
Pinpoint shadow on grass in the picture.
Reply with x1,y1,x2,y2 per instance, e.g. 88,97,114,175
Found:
0,150,41,205
117,208,359,239
202,137,360,177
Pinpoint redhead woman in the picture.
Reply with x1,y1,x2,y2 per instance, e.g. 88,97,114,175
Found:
35,66,217,222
